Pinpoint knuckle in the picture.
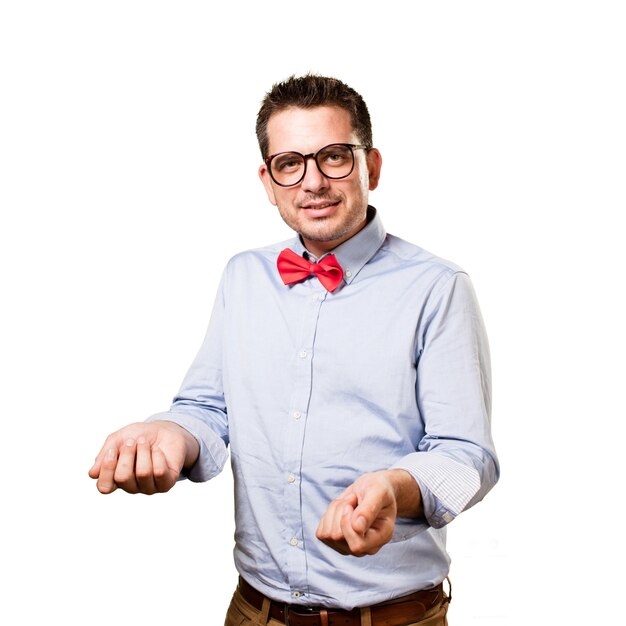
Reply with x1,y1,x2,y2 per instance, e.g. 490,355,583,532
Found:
153,465,168,479
104,433,120,448
155,471,175,487
135,467,151,480
361,502,377,516
101,454,117,469
351,545,367,557
114,469,135,486
113,468,127,483
349,537,374,557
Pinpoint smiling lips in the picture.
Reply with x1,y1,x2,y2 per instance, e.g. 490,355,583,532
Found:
299,200,341,216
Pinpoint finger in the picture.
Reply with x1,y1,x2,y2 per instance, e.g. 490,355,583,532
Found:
152,446,177,493
351,485,389,535
352,510,371,535
330,498,353,541
89,457,102,479
341,506,392,557
316,494,334,535
340,506,370,556
332,491,358,539
354,505,396,555
113,438,139,493
334,505,360,554
89,440,113,479
317,501,358,555
96,447,119,494
135,436,157,494
316,499,338,539
316,492,355,541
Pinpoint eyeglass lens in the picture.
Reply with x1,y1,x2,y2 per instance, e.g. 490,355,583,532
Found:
270,144,355,186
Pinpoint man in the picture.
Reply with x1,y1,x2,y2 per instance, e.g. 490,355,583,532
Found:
89,75,499,626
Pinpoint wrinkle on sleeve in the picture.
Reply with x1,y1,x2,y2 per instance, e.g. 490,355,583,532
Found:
393,271,499,528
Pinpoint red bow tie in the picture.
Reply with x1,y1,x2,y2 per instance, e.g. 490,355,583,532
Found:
277,248,344,292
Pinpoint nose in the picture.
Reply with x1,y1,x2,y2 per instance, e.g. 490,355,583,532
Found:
300,155,329,193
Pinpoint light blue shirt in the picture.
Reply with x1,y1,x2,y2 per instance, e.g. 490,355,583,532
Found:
149,207,499,610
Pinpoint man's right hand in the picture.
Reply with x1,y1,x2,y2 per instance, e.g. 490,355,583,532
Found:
88,420,200,495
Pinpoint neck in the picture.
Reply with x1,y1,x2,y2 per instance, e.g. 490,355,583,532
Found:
301,216,370,258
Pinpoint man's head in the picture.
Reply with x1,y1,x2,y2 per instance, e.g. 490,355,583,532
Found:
257,75,382,257
256,75,373,161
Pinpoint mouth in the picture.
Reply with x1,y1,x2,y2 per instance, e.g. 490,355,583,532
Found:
300,200,341,216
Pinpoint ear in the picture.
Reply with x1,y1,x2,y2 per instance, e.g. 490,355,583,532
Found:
366,148,383,191
259,164,277,206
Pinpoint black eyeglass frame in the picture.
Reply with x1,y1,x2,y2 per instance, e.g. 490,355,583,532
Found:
264,143,370,187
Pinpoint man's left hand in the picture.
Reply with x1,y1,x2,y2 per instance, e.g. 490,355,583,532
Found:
315,469,422,557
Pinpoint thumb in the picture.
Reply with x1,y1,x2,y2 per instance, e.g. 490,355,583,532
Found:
352,512,369,534
351,493,385,534
351,475,396,533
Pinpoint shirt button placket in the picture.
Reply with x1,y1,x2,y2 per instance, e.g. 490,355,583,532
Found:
282,282,325,597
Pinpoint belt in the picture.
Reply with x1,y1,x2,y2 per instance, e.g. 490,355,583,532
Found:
238,577,444,626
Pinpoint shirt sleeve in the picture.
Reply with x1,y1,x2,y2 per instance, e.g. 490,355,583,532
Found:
146,272,230,483
391,270,499,528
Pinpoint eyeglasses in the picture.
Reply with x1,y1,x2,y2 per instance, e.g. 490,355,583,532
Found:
265,143,369,187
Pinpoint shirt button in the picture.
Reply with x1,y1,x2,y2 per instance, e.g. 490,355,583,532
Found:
345,270,352,277
292,591,302,599
289,537,298,546
298,350,307,359
287,474,296,483
293,411,302,420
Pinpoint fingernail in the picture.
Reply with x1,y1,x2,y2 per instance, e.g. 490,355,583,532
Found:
125,438,135,447
137,436,146,445
106,448,116,460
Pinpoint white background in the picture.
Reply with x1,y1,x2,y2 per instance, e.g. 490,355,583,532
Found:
1,2,624,624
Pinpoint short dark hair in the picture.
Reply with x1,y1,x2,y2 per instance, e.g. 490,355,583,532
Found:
256,74,373,160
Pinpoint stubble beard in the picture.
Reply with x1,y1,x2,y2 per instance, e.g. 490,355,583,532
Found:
278,194,368,244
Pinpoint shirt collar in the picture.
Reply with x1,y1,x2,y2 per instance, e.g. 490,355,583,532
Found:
291,206,386,286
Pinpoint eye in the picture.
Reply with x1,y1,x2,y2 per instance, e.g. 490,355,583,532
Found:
273,153,303,172
319,145,351,167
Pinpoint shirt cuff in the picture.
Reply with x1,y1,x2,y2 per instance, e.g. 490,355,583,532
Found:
391,452,481,528
146,411,229,483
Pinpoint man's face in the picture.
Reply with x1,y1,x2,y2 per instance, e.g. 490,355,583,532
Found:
259,106,382,256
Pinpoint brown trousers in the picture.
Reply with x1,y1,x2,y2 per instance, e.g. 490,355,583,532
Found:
224,586,449,626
